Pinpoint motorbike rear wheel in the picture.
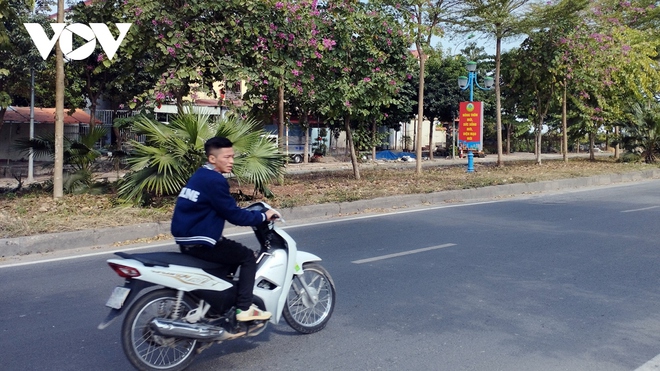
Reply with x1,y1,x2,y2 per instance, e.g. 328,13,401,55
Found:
283,262,336,334
121,289,199,371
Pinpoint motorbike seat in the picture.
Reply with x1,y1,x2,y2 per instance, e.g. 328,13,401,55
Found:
115,251,227,270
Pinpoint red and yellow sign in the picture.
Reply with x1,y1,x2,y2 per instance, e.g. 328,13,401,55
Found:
458,101,483,151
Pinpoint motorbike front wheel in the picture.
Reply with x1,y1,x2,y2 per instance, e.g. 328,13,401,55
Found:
283,262,336,334
121,289,199,371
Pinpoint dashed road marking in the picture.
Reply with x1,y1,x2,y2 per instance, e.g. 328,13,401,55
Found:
621,206,659,213
351,243,457,264
635,353,660,370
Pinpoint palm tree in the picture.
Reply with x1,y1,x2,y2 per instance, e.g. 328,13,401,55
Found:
620,102,660,164
13,126,108,192
117,110,286,204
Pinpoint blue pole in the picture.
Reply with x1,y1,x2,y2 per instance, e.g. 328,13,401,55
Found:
467,72,474,172
467,150,474,172
469,72,474,102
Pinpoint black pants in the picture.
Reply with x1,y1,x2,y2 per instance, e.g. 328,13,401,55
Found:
180,238,256,311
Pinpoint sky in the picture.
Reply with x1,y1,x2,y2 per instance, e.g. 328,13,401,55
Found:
433,33,525,56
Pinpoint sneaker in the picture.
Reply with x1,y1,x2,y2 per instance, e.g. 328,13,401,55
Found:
236,304,271,322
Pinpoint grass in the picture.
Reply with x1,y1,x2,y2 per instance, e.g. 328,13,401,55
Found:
0,157,656,239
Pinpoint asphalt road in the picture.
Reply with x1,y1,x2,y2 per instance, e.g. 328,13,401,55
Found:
1,180,659,371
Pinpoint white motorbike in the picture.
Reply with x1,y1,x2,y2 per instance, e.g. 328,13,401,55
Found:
98,202,336,371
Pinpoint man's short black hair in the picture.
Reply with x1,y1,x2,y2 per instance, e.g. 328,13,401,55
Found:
205,137,233,156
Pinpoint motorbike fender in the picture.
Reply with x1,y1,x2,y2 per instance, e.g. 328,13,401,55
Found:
293,251,322,275
97,279,155,330
268,251,322,324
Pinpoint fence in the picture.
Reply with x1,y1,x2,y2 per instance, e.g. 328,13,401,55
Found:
78,109,145,148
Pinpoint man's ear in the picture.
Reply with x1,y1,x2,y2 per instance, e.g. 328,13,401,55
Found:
207,154,216,164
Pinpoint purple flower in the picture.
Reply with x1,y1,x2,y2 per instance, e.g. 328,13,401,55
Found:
292,69,300,76
275,2,284,9
322,38,336,50
363,77,371,82
344,101,351,107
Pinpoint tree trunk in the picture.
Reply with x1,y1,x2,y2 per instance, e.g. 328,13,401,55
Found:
372,119,376,162
278,85,285,153
536,122,542,165
562,83,568,163
89,101,97,129
534,129,539,156
0,107,6,134
303,111,310,164
53,0,65,199
345,115,360,180
428,119,434,160
415,41,425,174
589,132,595,161
495,37,504,167
614,126,619,159
506,123,511,154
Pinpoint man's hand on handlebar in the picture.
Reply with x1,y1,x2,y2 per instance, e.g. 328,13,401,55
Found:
265,209,281,221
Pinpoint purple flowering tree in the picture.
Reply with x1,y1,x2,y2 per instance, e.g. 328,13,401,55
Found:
119,0,273,109
555,0,660,160
240,0,324,154
67,0,157,132
315,2,414,179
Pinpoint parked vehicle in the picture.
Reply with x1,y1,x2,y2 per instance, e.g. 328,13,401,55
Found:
98,202,336,371
263,134,311,163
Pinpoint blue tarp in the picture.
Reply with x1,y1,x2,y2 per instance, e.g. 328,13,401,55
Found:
375,150,417,160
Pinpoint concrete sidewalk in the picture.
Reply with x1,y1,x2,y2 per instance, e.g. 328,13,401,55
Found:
2,167,659,260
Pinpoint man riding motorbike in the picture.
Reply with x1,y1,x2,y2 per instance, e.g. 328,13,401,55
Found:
171,136,280,322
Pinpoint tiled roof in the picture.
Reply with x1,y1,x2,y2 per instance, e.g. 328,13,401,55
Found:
3,107,91,125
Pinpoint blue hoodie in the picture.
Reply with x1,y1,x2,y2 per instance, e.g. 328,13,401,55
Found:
171,165,266,247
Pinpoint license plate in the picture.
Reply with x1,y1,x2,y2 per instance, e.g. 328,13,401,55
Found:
105,287,131,309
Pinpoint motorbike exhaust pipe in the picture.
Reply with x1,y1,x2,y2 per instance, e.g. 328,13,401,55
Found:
149,318,231,341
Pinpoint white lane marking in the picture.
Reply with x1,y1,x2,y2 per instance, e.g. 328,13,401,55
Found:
621,206,660,213
351,243,457,264
0,241,175,269
635,353,660,371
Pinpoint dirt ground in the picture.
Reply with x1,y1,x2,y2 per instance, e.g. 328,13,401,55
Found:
0,153,655,239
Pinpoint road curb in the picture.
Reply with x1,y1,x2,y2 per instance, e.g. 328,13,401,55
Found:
1,169,659,258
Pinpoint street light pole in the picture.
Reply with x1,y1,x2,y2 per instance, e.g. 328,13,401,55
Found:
457,61,494,172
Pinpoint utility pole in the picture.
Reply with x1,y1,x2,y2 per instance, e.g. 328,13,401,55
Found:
28,67,34,182
54,0,64,198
